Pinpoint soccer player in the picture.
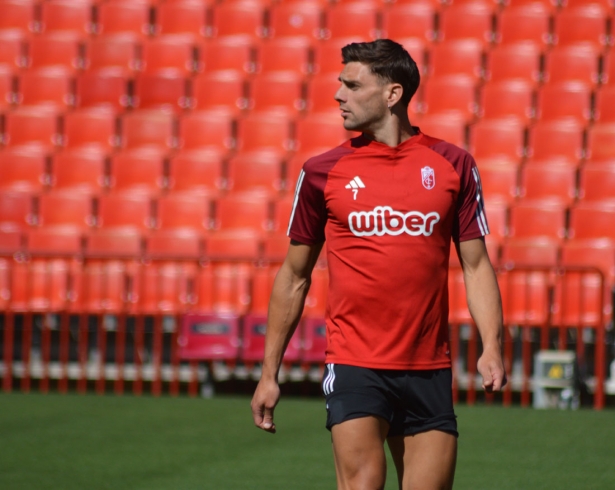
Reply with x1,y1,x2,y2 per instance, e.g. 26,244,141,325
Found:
251,39,506,490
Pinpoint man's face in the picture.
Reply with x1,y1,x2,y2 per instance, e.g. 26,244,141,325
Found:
334,62,390,133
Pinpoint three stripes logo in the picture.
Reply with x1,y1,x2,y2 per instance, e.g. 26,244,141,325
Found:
345,176,365,200
323,363,336,395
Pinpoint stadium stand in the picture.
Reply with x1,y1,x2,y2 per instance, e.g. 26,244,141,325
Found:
255,37,313,75
226,149,286,195
0,0,37,32
486,42,543,85
62,108,118,151
38,0,93,36
50,148,107,193
94,1,151,37
132,71,190,114
323,1,380,40
83,34,140,73
380,1,437,42
166,148,226,194
191,70,248,113
267,0,324,40
437,0,495,44
495,3,552,46
428,39,486,80
469,117,527,160
74,69,131,111
0,145,48,192
177,109,236,152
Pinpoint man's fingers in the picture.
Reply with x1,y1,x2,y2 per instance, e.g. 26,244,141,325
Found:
261,407,276,433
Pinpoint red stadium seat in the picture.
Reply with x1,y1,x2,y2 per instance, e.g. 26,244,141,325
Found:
500,237,560,268
119,110,176,151
62,107,118,151
594,85,615,123
191,70,248,113
177,109,236,152
268,1,323,40
0,189,34,229
84,228,143,259
209,0,267,39
153,1,207,39
194,262,253,314
535,81,593,124
421,74,479,122
84,34,140,73
140,35,197,75
305,72,341,113
247,71,306,113
37,190,94,229
213,192,272,232
543,45,602,86
26,32,83,70
235,110,294,152
438,1,495,44
95,2,151,37
507,200,567,239
483,198,508,243
477,160,519,204
568,202,615,240
0,29,26,70
414,112,467,148
145,228,203,261
0,0,36,32
132,71,190,114
577,162,615,204
3,106,60,149
155,191,212,232
428,39,486,80
75,68,130,111
469,117,526,160
178,312,242,360
294,111,352,152
323,1,379,40
518,162,578,205
96,192,155,231
197,36,256,74
526,119,585,162
135,261,199,314
26,225,83,255
311,36,369,75
255,37,312,75
0,66,15,109
50,148,107,193
226,149,285,195
38,0,93,35
585,123,615,163
552,5,611,51
205,228,262,261
271,197,294,234
498,269,551,326
108,148,166,195
486,42,543,85
560,237,615,285
496,4,551,46
0,146,48,192
16,67,74,109
479,80,535,122
381,1,437,43
167,148,226,194
0,226,23,255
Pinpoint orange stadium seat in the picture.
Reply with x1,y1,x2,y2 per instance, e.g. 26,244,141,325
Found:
507,200,567,239
414,112,467,148
480,80,535,121
476,160,519,204
483,198,508,243
108,148,166,195
38,0,93,35
0,189,34,229
26,225,83,255
0,0,36,32
500,237,560,269
135,261,199,314
469,117,526,160
247,71,306,113
0,146,47,192
50,148,107,193
84,228,143,260
518,162,578,205
205,228,262,261
119,110,176,151
305,73,341,113
311,36,369,75
586,123,615,162
568,202,615,240
496,4,552,46
421,74,479,122
213,192,272,232
209,0,267,39
577,162,615,204
155,191,212,232
153,1,208,39
96,192,155,231
145,228,203,261
323,1,379,40
560,237,615,285
526,119,585,162
0,29,26,70
543,45,602,86
294,111,352,152
95,2,151,37
594,85,615,122
177,109,236,152
438,1,495,44
381,1,437,42
0,66,15,109
3,106,60,148
75,69,130,111
37,190,94,229
167,148,226,193
16,67,74,109
498,268,552,326
191,70,248,113
84,34,140,73
255,37,313,75
226,149,285,195
535,81,593,124
427,39,486,80
235,110,294,152
194,262,254,315
26,32,83,70
268,1,323,40
197,36,256,73
486,42,543,85
552,5,611,51
140,35,197,74
132,71,190,114
62,108,118,151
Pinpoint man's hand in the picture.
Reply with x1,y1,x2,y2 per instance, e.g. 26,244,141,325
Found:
251,378,281,434
477,346,507,393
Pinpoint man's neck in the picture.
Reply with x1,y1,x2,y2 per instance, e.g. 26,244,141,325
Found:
362,114,417,147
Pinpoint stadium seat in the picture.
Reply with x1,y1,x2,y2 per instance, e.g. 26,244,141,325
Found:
507,200,567,239
271,197,294,235
543,45,602,86
428,39,486,80
38,0,93,35
552,5,611,51
145,228,203,261
177,109,236,152
560,237,615,285
498,268,551,326
0,226,23,256
438,1,495,44
50,148,107,193
585,123,615,162
194,262,253,315
518,162,578,205
468,117,527,160
108,148,166,195
474,160,519,204
479,80,535,122
594,85,615,122
568,202,615,240
305,72,342,113
74,69,130,111
153,1,207,39
235,110,294,152
0,29,26,70
132,71,190,114
535,81,593,124
79,257,132,313
3,106,60,149
213,192,272,232
95,2,151,37
190,70,248,113
323,1,380,40
311,36,369,75
0,66,15,109
96,192,155,231
526,119,585,162
205,228,262,261
84,227,143,259
140,35,197,75
495,4,552,46
197,36,256,74
209,0,267,39
268,0,323,40
119,110,176,151
167,148,226,194
381,1,437,42
577,162,615,204
0,189,34,229
486,42,543,85
413,112,467,148
255,37,312,75
26,32,83,71
226,149,285,195
604,51,615,85
420,74,479,122
26,225,83,256
62,107,118,151
247,71,306,113
0,0,36,32
135,260,199,314
155,191,212,232
16,67,74,109
294,111,352,152
500,236,560,268
84,34,140,73
0,146,48,192
37,190,94,229
178,311,242,360
483,197,508,243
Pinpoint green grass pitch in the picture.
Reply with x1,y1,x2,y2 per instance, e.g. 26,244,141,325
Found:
1,393,614,489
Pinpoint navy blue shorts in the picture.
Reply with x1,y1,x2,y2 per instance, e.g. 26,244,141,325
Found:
322,364,458,438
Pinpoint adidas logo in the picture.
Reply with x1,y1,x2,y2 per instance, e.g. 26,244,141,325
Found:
345,176,365,200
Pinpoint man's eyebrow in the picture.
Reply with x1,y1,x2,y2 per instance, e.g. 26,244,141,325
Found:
338,76,359,86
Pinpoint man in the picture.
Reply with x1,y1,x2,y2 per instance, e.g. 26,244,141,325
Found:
251,39,506,490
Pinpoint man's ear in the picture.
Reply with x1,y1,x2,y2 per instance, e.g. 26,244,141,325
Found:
387,83,404,108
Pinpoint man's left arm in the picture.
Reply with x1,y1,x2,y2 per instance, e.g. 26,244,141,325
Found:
457,238,507,392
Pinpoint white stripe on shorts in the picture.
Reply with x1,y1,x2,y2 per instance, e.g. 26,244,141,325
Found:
323,363,335,395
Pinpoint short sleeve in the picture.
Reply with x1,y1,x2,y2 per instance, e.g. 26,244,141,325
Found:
454,153,489,242
287,166,328,245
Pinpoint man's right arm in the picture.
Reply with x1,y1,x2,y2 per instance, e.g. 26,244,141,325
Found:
250,239,324,433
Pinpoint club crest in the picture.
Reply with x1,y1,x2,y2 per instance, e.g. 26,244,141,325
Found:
421,166,435,190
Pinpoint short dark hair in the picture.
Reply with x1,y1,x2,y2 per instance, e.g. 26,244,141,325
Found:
341,39,420,107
